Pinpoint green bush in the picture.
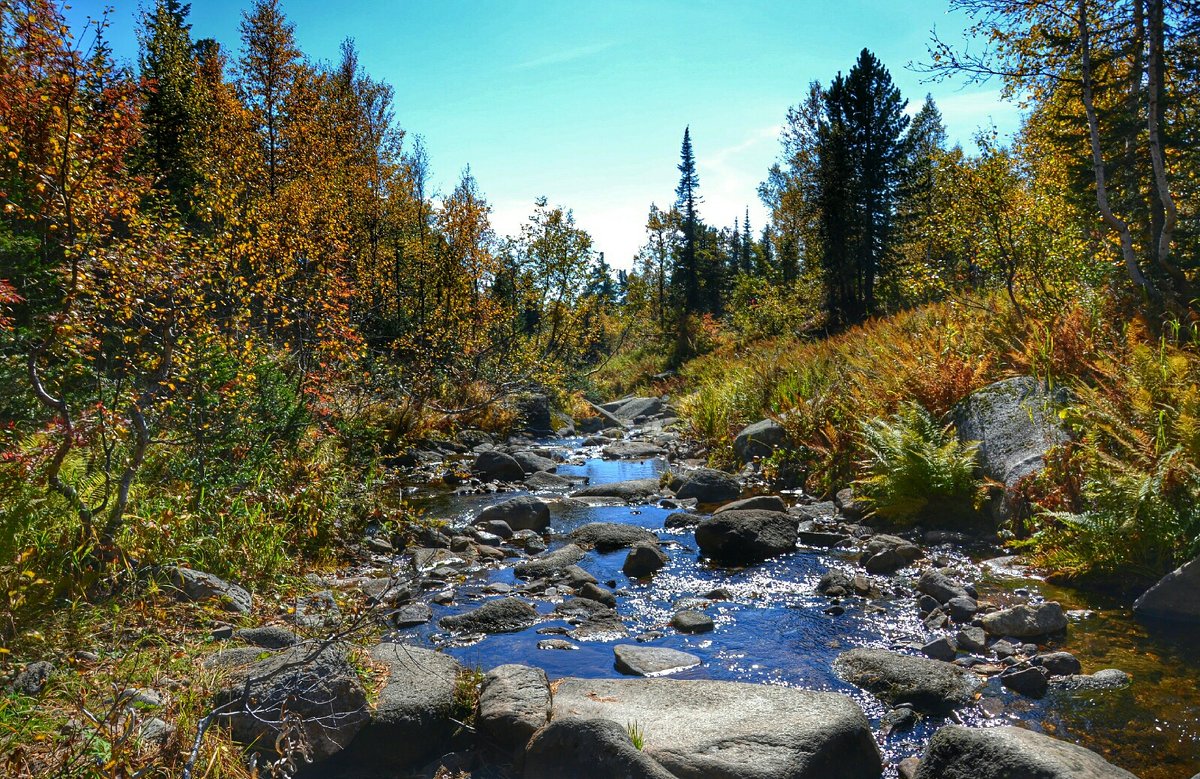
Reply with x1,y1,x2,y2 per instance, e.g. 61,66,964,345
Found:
855,402,983,525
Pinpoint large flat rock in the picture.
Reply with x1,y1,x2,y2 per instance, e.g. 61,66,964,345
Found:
914,725,1139,779
1134,555,1200,623
548,677,883,779
834,648,982,714
572,478,663,502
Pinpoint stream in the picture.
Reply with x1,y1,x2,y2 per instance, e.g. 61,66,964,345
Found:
389,438,1200,779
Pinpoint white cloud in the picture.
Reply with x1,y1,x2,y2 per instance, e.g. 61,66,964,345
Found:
510,42,616,71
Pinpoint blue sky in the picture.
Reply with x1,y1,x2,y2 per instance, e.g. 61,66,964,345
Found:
66,0,1022,268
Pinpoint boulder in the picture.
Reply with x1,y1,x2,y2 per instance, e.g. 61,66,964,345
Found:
611,397,664,424
523,471,574,491
733,418,789,463
614,645,701,676
1051,669,1131,693
548,677,883,779
713,494,788,514
664,511,705,529
478,664,550,751
234,625,299,649
474,496,550,532
570,522,658,552
1034,651,1082,677
623,542,668,578
834,648,982,713
914,725,1139,779
323,643,461,772
514,543,587,579
213,643,368,762
512,450,557,474
439,597,538,634
675,467,742,504
572,478,663,502
980,601,1067,638
1133,555,1200,623
579,582,617,607
161,566,252,614
1000,666,1049,698
524,717,677,779
392,602,433,628
952,377,1069,518
917,569,969,604
671,610,714,634
695,510,798,565
602,441,667,460
471,449,526,482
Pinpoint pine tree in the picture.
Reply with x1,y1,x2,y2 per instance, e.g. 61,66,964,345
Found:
238,0,302,196
671,126,702,361
741,206,753,273
138,0,199,214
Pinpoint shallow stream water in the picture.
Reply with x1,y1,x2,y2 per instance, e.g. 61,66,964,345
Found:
395,444,1200,779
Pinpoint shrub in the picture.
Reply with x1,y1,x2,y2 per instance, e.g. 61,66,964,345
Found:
855,402,984,525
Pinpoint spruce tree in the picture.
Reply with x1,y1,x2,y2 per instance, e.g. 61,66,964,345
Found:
674,126,701,312
138,0,199,214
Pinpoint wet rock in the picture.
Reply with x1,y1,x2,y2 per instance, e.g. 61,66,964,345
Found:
883,705,919,734
980,601,1067,638
946,596,979,622
861,535,922,570
922,637,957,662
613,645,701,676
695,509,798,565
476,519,514,539
325,643,461,773
392,602,433,628
471,449,525,482
478,664,550,751
664,511,705,528
523,471,575,491
834,648,982,714
713,494,788,514
864,549,909,574
898,756,921,779
956,626,987,653
524,716,677,779
1000,665,1049,698
836,487,865,520
675,467,742,503
538,639,578,650
603,441,667,459
917,594,941,615
579,582,617,607
9,661,53,696
1033,651,1082,677
671,610,714,634
990,639,1018,659
474,495,550,532
733,418,789,462
572,478,663,502
1134,555,1200,624
512,450,557,474
514,543,587,579
563,564,598,587
233,626,299,649
1051,669,1131,693
798,529,853,547
548,676,883,778
623,542,668,578
213,643,368,763
438,597,537,634
570,522,657,552
917,569,969,604
914,724,1138,779
161,566,252,614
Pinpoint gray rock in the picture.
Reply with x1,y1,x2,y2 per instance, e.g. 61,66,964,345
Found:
952,377,1069,519
579,582,617,607
233,626,298,649
213,643,368,762
1034,651,1082,677
898,756,921,779
836,487,866,520
603,440,667,460
392,602,433,628
523,471,574,491
614,645,701,676
713,494,788,514
161,566,252,614
733,418,789,462
664,511,705,528
512,450,557,474
138,716,175,747
549,677,883,779
623,542,668,578
478,664,550,751
1134,555,1200,623
292,590,341,629
477,519,514,538
922,636,957,662
474,495,550,532
980,601,1067,638
917,569,969,604
572,478,663,502
671,610,714,634
203,646,269,670
956,626,987,653
947,596,979,622
329,643,462,772
1051,668,1131,693
524,716,677,779
610,397,664,424
439,597,538,634
9,661,53,696
1000,666,1049,698
570,522,658,552
675,467,742,503
861,535,922,566
834,648,982,713
563,564,598,587
471,449,525,482
695,509,798,565
914,725,1139,779
799,529,853,547
864,549,909,574
514,543,587,579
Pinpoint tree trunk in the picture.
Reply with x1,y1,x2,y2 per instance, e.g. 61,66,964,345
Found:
1145,0,1186,299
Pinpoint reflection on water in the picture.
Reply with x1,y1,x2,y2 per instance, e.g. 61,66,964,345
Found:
398,451,1200,779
